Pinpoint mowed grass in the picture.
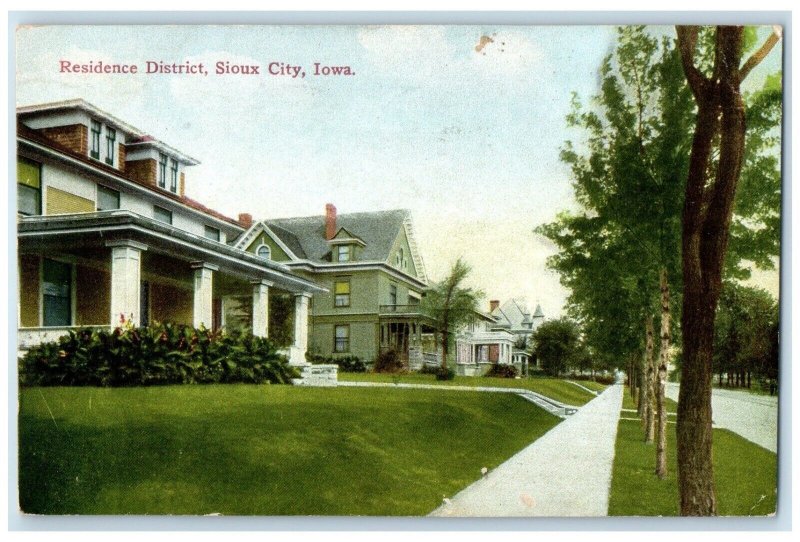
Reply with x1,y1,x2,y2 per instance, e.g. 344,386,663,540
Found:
609,390,777,516
338,372,602,406
621,387,678,413
19,384,560,515
569,379,608,393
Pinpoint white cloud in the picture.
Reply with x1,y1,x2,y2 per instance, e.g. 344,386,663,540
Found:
357,25,455,80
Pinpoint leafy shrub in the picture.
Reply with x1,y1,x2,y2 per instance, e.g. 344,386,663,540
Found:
485,363,518,379
373,349,404,373
306,353,366,373
19,322,298,387
417,363,440,375
434,366,456,381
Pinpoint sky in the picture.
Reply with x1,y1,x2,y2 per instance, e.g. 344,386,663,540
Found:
15,24,782,318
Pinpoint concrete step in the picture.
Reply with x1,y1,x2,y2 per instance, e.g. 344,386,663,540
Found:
292,364,339,387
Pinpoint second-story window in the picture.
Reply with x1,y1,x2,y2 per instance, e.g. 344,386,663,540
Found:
96,185,120,211
389,284,398,306
204,225,221,242
338,245,350,262
170,159,178,193
158,153,167,189
90,120,101,159
105,127,116,166
334,279,350,307
17,158,41,216
153,205,172,225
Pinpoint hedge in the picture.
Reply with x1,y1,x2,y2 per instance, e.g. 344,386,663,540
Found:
19,321,298,387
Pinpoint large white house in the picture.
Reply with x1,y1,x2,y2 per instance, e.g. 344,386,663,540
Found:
16,99,326,367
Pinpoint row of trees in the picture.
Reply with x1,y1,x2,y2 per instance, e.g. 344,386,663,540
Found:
537,26,781,514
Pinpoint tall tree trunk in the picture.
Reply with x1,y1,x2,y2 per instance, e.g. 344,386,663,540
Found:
637,358,645,417
630,356,639,406
656,268,671,478
674,25,778,516
644,314,656,443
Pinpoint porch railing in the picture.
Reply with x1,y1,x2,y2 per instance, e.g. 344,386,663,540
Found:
378,304,431,318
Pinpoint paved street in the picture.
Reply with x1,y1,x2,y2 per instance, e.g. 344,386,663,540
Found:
665,383,778,453
430,384,624,517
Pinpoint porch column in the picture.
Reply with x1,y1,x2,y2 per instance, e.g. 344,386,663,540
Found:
292,293,312,363
191,262,218,329
251,280,273,338
106,240,147,326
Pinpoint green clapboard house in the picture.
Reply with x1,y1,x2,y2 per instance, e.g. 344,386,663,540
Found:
235,204,438,366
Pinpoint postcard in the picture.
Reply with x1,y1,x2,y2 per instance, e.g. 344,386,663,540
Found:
13,21,783,519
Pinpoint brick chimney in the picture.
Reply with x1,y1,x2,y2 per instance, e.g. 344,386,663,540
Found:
490,300,500,313
238,213,253,229
325,203,337,240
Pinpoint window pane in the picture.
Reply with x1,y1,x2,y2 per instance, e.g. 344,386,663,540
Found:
338,245,350,261
158,154,167,188
18,159,40,188
335,326,349,338
18,184,41,215
153,205,172,224
257,245,271,259
334,281,350,294
43,259,71,326
91,120,101,158
97,185,120,211
106,128,116,165
170,159,178,192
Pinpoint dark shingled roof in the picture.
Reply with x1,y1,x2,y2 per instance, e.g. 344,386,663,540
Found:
265,209,409,263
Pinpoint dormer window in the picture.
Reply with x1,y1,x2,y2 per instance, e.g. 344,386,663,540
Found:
338,245,351,262
257,244,271,260
90,120,101,159
105,127,116,166
158,153,168,189
170,159,179,193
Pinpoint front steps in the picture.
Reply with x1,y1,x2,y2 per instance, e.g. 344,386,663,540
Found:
291,363,339,386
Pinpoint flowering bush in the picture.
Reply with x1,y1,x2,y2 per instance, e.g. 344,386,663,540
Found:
19,321,298,387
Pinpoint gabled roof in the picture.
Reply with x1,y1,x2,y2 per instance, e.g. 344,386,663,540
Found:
329,226,366,246
265,209,410,263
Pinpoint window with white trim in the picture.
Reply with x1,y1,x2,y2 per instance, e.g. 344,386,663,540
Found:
257,244,271,260
334,324,350,353
90,120,101,159
105,127,116,166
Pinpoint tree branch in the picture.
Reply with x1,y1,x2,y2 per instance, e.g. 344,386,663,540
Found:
676,26,708,99
740,27,782,81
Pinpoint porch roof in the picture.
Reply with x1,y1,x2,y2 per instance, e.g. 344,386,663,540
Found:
17,210,326,295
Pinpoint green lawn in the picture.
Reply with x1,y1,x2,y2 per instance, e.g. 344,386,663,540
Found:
338,372,602,406
19,384,560,515
621,386,678,413
609,390,777,516
568,379,608,393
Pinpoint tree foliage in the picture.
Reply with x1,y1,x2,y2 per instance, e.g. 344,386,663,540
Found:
421,258,483,369
531,318,581,377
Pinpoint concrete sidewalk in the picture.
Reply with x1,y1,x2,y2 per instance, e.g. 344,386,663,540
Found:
430,383,624,517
